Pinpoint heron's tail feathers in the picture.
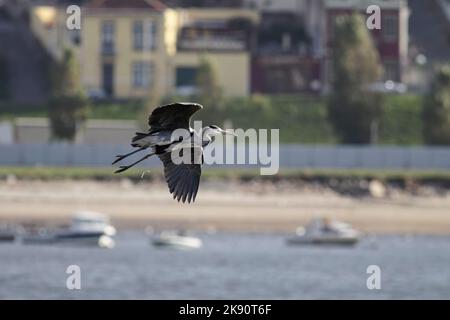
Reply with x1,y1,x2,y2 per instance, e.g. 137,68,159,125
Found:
131,132,151,147
132,132,148,143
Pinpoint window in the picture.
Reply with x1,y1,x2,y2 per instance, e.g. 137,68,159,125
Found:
132,62,153,88
146,21,157,50
133,20,157,51
68,29,81,46
133,21,144,50
176,67,198,87
102,63,114,96
382,15,398,42
101,21,115,54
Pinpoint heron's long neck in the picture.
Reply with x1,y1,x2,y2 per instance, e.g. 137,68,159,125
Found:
202,135,212,148
202,128,213,147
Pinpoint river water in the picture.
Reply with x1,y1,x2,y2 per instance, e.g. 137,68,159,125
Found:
1,232,449,299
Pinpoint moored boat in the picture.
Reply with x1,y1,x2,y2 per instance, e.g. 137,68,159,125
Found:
152,230,202,249
0,224,17,243
286,218,360,246
21,211,116,248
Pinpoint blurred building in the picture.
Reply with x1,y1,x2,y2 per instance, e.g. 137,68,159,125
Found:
28,0,257,100
322,0,410,91
241,1,324,94
0,0,52,104
407,0,450,92
251,10,322,94
248,0,411,94
0,0,423,102
171,8,258,97
79,0,172,100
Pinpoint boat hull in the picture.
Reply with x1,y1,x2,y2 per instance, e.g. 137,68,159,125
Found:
286,236,359,246
152,236,202,249
22,232,115,248
0,234,16,242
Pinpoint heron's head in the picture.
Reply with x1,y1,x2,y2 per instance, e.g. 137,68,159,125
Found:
203,125,237,140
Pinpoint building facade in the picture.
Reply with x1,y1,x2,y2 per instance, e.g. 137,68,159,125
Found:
30,0,257,100
81,1,173,100
171,8,258,97
28,0,410,98
323,0,410,90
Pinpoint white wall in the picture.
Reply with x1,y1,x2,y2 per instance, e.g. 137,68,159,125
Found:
0,122,14,144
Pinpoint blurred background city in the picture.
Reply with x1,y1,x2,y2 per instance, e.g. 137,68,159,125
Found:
0,0,450,299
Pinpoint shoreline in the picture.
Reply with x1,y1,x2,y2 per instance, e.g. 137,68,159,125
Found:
1,180,450,235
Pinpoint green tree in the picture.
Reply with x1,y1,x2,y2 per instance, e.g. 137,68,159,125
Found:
195,57,223,110
423,65,450,145
48,49,89,141
327,13,383,144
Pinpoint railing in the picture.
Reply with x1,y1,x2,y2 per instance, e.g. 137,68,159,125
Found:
0,144,449,170
178,37,247,51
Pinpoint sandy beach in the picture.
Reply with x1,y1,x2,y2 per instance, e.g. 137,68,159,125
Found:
1,179,450,234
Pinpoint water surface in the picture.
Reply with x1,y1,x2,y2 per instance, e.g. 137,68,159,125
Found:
1,232,449,299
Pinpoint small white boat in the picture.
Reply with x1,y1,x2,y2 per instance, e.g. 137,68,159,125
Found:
286,218,360,246
152,230,202,249
21,211,116,248
68,211,117,237
53,231,115,248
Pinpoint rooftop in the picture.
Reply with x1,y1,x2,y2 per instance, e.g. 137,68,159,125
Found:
325,0,408,9
85,0,167,11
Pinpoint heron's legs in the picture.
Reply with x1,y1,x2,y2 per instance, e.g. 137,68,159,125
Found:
114,152,155,174
112,147,146,165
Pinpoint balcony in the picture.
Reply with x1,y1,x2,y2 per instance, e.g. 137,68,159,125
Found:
178,36,246,51
177,23,249,52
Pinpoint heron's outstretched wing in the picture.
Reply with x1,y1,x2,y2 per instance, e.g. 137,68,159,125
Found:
158,147,203,203
148,102,203,131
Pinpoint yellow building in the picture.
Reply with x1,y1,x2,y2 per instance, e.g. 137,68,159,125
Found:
30,0,259,99
170,8,258,97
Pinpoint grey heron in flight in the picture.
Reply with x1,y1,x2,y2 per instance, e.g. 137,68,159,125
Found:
112,102,235,203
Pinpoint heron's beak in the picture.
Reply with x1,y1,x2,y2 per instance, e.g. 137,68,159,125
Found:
221,129,237,136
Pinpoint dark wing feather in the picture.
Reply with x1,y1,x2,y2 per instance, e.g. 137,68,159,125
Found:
158,147,202,203
148,102,203,131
